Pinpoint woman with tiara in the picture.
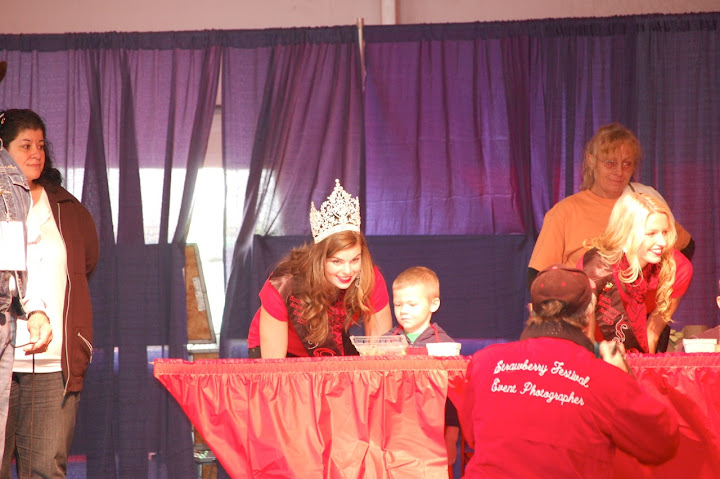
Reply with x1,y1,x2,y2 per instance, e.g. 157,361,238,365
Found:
246,180,392,358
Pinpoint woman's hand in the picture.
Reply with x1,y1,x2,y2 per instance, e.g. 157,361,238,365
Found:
25,311,53,355
598,341,629,373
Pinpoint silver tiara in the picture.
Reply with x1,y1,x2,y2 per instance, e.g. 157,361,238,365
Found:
309,179,361,244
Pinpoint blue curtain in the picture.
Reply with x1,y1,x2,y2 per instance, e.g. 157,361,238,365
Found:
0,31,221,478
360,14,720,334
219,26,365,355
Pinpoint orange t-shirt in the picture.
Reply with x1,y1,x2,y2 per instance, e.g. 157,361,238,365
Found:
529,185,691,273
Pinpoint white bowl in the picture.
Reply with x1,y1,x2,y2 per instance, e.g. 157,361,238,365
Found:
426,342,462,356
683,338,717,353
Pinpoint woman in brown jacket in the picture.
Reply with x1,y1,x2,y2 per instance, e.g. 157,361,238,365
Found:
0,109,99,479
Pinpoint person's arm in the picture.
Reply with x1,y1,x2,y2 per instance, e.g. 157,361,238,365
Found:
646,249,693,353
597,340,630,373
364,266,391,336
601,370,680,464
445,425,460,466
364,303,391,336
259,306,288,358
646,297,682,354
458,358,477,449
444,396,460,465
21,208,52,354
528,205,566,288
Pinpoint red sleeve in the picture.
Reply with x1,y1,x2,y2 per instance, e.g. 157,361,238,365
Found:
370,266,390,312
259,279,290,321
595,365,680,464
671,249,693,298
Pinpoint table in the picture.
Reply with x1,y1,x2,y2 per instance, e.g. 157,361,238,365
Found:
615,353,720,479
154,352,720,479
154,356,468,479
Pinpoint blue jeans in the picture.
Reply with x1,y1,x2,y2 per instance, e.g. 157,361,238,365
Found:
0,371,80,479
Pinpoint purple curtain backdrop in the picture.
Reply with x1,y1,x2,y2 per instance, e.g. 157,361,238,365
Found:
363,26,533,236
219,27,365,353
360,15,720,334
0,31,221,478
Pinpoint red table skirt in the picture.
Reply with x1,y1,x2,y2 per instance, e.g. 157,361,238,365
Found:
154,356,469,479
615,353,720,479
154,352,720,479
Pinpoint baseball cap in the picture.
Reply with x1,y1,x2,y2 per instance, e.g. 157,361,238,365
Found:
531,264,592,314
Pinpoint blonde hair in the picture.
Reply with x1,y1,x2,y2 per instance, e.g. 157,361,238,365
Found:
273,230,376,344
587,192,677,323
393,266,440,299
581,123,642,191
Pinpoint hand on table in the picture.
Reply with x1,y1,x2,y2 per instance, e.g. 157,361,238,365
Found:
598,341,630,374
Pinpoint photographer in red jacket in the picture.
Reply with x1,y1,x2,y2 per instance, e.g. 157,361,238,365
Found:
460,265,679,478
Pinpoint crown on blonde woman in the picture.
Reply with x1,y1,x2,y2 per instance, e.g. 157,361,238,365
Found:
309,179,361,244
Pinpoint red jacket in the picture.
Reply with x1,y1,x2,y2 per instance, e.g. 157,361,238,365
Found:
460,324,679,478
46,185,99,394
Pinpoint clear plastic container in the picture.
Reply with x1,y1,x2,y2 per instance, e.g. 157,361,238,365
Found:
350,335,409,356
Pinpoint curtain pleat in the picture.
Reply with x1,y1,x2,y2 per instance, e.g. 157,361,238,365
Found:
0,30,221,479
219,26,364,353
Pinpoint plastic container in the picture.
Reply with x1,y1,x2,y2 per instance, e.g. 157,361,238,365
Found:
426,342,462,356
350,335,408,356
683,338,717,353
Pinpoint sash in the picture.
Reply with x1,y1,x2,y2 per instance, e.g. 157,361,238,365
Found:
582,249,647,353
270,275,358,357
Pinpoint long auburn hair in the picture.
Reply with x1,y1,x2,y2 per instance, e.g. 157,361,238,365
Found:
580,122,641,191
587,192,677,323
272,230,376,344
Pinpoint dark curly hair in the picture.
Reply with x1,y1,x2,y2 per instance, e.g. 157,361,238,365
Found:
0,108,62,187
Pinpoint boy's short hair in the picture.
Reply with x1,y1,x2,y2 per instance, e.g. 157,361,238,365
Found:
392,266,440,299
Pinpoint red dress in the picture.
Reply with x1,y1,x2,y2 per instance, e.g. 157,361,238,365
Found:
247,265,388,356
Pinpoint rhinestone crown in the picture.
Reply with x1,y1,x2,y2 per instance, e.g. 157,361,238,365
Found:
309,179,361,244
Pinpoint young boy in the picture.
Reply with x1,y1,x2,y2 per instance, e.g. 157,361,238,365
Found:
384,266,460,468
387,266,452,344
